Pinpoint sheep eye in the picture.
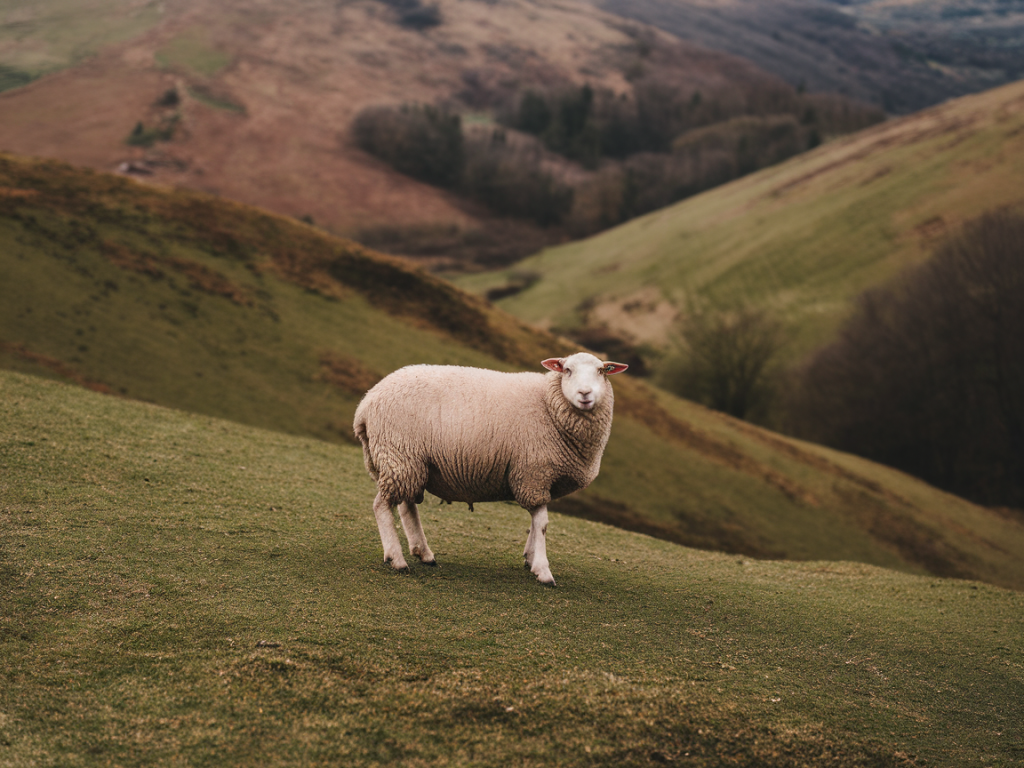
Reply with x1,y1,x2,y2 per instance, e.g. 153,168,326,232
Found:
565,368,572,375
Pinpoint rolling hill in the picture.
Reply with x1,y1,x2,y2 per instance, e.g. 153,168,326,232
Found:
0,0,804,246
596,0,1024,114
457,78,1024,368
3,151,1024,591
2,369,1024,766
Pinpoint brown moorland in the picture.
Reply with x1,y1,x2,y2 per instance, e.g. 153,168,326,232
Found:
0,0,851,252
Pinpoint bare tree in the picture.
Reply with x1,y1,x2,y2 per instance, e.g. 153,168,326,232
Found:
657,307,785,421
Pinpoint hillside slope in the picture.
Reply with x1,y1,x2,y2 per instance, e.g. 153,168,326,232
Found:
0,0,797,242
2,370,1023,766
3,152,1024,589
458,79,1024,364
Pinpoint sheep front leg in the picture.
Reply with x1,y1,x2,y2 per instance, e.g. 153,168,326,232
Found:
398,501,436,565
524,505,556,587
373,491,409,571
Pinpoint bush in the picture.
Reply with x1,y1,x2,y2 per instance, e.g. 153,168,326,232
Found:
788,210,1024,507
125,114,180,147
379,0,443,30
656,307,785,421
0,64,33,93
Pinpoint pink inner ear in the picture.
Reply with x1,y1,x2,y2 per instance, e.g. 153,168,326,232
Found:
541,358,565,372
603,362,629,375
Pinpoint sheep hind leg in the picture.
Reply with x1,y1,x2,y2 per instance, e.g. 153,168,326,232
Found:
373,491,409,572
525,505,556,587
398,501,436,565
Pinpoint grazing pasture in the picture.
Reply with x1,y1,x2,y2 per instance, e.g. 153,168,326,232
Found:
2,371,1023,766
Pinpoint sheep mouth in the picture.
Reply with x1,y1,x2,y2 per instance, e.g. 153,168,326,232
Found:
576,398,595,410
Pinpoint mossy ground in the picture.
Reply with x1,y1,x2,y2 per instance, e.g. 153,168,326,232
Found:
2,371,1023,767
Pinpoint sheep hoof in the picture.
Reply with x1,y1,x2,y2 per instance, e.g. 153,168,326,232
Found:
539,577,557,588
422,559,439,567
384,556,410,573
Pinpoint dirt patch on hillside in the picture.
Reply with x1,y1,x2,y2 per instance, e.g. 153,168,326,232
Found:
585,287,680,348
0,342,113,395
317,352,383,396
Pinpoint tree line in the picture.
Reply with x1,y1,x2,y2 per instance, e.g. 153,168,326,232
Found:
352,104,573,228
351,82,883,238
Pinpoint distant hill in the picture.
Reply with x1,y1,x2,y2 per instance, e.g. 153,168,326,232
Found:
457,79,1024,368
0,0,807,250
595,0,1024,114
3,151,1024,590
3,1,1020,262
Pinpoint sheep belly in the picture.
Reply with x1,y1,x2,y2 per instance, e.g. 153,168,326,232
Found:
423,451,516,504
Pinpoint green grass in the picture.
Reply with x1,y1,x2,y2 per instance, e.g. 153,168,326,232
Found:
455,79,1024,363
0,0,162,82
155,26,232,78
3,151,1023,593
2,370,1023,766
186,85,245,114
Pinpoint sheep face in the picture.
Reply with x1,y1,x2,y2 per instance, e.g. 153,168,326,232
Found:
541,353,628,411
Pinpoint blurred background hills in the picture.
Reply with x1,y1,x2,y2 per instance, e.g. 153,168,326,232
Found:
7,0,1020,266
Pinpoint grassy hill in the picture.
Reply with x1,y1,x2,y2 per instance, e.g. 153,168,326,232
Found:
3,152,1024,592
2,369,1024,766
457,78,1024,365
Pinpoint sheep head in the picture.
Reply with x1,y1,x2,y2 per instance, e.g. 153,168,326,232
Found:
541,353,628,411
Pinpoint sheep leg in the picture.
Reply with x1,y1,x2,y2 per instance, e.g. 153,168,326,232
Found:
373,491,409,571
398,501,436,565
523,523,536,568
525,505,556,587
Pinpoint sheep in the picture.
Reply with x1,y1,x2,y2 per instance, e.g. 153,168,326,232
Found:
352,352,628,586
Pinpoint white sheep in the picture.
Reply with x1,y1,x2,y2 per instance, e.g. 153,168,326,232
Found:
353,352,628,586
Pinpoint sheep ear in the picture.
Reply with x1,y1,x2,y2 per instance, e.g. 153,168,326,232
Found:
602,362,629,375
541,358,565,372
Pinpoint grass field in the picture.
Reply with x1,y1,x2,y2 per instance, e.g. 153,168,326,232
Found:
456,79,1024,363
2,370,1023,766
155,26,232,78
0,0,162,85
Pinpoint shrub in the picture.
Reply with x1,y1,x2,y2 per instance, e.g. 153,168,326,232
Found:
787,210,1024,506
125,114,180,147
155,88,180,107
0,64,34,93
379,0,443,29
656,307,785,421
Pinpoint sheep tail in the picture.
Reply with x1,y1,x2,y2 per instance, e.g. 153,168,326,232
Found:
353,416,379,481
